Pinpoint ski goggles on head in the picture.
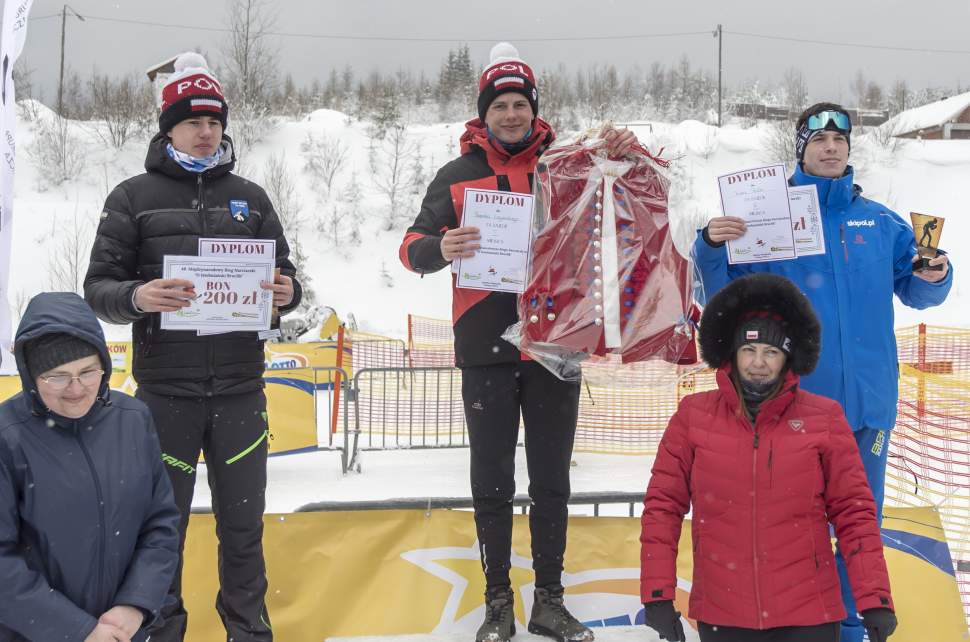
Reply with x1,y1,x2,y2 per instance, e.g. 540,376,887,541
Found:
806,110,851,134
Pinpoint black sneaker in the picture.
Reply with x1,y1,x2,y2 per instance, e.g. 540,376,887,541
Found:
527,586,594,642
476,585,516,642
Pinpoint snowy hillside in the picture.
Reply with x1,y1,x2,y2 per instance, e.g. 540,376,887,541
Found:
8,102,968,340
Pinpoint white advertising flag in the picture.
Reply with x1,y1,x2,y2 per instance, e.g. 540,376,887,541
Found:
0,0,34,373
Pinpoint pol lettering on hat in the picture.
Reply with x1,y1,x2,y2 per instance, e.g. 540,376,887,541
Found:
477,42,539,122
158,52,229,134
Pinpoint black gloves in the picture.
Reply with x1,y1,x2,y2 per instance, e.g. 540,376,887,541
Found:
642,600,686,641
861,607,897,642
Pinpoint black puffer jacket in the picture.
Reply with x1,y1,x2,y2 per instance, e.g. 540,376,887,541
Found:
84,134,302,396
0,293,179,642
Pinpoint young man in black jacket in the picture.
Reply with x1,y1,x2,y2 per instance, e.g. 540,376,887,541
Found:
400,43,636,642
84,52,301,642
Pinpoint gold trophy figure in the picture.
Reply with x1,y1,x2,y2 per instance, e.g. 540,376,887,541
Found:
910,212,945,272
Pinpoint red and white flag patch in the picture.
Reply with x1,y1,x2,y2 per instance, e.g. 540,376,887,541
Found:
191,98,223,112
494,76,526,89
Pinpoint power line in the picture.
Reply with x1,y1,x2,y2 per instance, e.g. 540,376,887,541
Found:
35,12,711,43
727,30,970,55
29,11,970,55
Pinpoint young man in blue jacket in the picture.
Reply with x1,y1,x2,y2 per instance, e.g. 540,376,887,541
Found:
692,102,951,642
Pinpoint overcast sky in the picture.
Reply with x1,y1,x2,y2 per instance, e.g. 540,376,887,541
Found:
17,0,970,106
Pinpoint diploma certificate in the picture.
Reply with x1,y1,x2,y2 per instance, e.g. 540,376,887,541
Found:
788,185,826,257
160,255,275,332
456,188,534,293
719,164,796,264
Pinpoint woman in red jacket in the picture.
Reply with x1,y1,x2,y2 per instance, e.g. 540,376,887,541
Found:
639,273,897,642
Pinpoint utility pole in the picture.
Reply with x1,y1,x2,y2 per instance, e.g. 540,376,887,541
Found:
57,4,85,116
714,23,723,127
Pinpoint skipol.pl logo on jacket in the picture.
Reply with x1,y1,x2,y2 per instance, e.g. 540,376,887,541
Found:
230,199,250,222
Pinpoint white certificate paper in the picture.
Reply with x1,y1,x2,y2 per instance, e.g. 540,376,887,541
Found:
719,164,796,264
456,188,534,293
788,185,826,257
161,255,275,332
196,239,276,335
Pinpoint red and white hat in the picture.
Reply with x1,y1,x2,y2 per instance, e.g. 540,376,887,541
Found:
477,42,538,122
158,52,229,134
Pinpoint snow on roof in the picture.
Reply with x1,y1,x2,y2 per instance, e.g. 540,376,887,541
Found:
884,90,970,135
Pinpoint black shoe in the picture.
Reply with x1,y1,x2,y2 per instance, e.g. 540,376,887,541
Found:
476,585,516,642
527,586,594,642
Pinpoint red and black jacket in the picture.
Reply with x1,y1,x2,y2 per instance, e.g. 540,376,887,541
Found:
399,118,555,368
640,366,894,628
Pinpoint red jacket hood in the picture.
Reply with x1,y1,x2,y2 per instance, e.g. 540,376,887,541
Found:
459,117,555,164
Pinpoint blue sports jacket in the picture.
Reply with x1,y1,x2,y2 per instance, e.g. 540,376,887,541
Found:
693,165,952,432
0,293,179,642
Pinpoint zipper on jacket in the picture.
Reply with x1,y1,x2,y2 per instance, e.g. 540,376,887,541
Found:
833,221,853,429
197,175,206,216
76,425,107,604
144,320,154,357
839,224,849,264
197,174,216,382
751,423,764,628
767,439,773,489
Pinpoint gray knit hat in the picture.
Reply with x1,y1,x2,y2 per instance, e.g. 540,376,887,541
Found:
24,333,100,380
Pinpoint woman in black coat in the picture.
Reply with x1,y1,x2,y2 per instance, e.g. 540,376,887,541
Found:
0,292,179,642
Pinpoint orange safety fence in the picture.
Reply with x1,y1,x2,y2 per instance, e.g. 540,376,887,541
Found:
889,325,970,628
407,313,456,367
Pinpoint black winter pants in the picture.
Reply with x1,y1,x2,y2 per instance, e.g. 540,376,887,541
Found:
698,621,840,642
461,361,580,589
137,389,272,642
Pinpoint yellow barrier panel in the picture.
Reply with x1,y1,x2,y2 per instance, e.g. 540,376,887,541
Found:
265,341,349,373
181,506,966,640
106,341,134,372
261,368,318,454
0,367,317,456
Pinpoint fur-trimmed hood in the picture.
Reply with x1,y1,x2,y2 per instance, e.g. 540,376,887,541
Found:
699,273,821,375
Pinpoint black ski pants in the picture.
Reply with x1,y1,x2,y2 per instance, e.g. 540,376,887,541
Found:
137,389,272,642
461,361,581,590
698,621,840,642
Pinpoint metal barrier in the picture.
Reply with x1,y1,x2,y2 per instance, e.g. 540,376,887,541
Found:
348,367,467,472
310,366,354,473
296,490,644,516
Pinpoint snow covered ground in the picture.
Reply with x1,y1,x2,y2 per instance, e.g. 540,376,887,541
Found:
193,443,655,515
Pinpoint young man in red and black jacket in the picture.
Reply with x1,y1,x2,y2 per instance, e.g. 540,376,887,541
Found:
399,42,636,642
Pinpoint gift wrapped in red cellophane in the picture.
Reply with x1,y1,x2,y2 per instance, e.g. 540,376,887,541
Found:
503,138,698,381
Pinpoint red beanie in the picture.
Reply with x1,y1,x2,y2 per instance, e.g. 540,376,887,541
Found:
477,42,538,122
159,52,229,134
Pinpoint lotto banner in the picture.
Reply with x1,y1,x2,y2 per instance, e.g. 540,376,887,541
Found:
0,366,317,455
264,340,348,374
181,505,967,640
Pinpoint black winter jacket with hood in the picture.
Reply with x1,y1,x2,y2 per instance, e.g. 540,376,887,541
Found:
84,133,302,397
0,293,180,642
